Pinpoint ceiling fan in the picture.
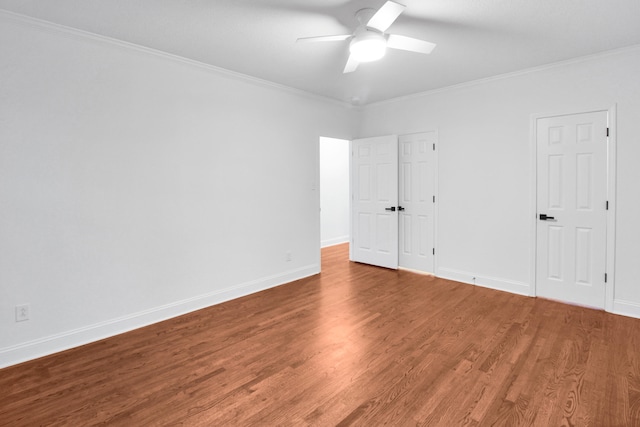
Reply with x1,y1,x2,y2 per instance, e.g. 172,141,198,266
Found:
296,0,436,73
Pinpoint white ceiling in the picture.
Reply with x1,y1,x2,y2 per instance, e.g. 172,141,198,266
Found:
2,0,640,105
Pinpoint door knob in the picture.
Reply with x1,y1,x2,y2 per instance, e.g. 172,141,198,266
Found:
385,206,396,212
539,214,555,221
398,206,405,211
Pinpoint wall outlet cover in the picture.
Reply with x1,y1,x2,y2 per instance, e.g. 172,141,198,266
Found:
15,304,30,322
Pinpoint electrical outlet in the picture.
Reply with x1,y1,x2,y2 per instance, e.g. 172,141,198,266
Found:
285,251,292,262
15,304,30,322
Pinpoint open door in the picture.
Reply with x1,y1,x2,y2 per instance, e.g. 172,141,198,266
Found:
350,135,398,269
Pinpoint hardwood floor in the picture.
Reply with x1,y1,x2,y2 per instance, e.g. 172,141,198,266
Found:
2,243,640,426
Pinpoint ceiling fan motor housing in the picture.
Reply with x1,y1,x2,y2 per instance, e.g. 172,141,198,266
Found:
355,7,377,26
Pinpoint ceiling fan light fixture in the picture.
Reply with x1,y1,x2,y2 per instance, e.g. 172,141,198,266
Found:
297,1,436,73
349,31,387,62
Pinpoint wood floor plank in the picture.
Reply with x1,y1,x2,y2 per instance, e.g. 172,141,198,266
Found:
1,243,640,426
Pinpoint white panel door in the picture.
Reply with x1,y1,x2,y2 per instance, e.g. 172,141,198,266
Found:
536,111,608,308
351,135,398,269
398,132,435,272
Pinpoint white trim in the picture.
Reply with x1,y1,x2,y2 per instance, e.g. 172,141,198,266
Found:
437,267,530,296
613,299,640,319
349,136,358,264
529,106,617,312
606,105,617,313
6,8,639,110
433,129,440,276
529,111,538,297
0,9,352,109
0,264,319,369
321,236,350,248
316,137,322,267
366,44,640,108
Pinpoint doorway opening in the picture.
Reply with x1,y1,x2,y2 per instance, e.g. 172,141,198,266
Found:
319,137,350,249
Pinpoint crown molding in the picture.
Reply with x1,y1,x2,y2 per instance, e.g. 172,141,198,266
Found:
0,9,354,110
365,43,640,108
5,8,638,111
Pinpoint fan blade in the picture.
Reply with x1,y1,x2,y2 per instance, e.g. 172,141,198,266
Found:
367,1,406,32
343,55,359,73
387,34,436,54
296,35,351,43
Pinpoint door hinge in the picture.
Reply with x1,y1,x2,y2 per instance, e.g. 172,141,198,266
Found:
606,128,610,137
432,195,435,203
605,273,608,283
432,143,436,151
606,200,609,210
432,248,435,255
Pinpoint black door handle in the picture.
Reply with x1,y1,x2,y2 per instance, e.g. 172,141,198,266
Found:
385,206,396,212
398,206,405,211
539,214,555,221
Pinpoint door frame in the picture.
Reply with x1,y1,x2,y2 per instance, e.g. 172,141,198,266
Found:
529,105,617,311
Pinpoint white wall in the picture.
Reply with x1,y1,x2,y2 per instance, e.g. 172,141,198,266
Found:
320,137,350,247
0,12,355,367
358,46,640,317
2,10,639,370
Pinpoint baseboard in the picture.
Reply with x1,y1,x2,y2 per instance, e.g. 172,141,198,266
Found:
0,264,319,369
612,299,640,319
437,267,531,296
321,236,349,248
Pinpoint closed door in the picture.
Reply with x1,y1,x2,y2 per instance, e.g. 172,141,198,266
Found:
536,111,608,308
350,135,398,269
398,132,435,272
